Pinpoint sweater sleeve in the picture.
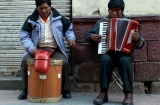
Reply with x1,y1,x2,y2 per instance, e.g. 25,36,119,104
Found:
86,20,101,44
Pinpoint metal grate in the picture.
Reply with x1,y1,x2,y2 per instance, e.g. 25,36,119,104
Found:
0,0,71,74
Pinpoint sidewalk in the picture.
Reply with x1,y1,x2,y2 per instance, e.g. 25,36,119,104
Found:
0,90,160,105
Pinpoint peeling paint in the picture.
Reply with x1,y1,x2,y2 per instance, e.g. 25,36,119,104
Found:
73,0,100,16
92,9,100,16
73,0,160,16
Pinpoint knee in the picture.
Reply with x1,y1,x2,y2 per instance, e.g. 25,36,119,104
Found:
119,56,131,65
22,54,32,65
63,60,68,66
22,58,27,63
100,54,111,63
22,57,28,65
59,56,68,65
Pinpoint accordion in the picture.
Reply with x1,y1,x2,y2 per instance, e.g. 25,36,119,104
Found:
98,18,139,55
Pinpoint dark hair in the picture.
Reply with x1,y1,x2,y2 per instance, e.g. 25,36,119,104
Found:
35,0,51,7
108,0,125,11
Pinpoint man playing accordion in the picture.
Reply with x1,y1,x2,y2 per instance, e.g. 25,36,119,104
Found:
86,0,145,105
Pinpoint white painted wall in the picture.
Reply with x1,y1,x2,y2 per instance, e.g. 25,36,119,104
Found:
73,0,160,16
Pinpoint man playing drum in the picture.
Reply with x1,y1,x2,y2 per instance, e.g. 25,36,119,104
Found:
18,0,76,100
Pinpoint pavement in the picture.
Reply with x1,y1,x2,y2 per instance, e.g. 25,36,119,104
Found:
0,90,160,105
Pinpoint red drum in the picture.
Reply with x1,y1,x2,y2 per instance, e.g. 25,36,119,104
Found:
34,50,50,73
27,58,63,103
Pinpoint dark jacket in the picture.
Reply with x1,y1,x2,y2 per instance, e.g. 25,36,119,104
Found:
86,15,145,55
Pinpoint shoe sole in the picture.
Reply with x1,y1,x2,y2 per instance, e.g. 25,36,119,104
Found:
123,103,133,105
93,101,104,105
18,97,27,100
62,96,72,99
93,100,108,105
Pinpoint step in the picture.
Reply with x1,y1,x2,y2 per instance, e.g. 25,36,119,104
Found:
0,76,73,90
0,76,22,90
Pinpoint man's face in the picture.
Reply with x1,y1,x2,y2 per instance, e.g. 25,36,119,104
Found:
37,2,51,19
108,7,123,18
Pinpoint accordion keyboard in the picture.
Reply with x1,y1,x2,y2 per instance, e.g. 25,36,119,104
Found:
98,22,108,54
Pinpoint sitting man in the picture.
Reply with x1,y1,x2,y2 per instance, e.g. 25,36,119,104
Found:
86,0,145,105
18,0,76,100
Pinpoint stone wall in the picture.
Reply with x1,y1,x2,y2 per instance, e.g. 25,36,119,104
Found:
71,16,160,94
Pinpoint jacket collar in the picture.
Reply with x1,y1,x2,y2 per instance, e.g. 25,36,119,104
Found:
29,7,61,22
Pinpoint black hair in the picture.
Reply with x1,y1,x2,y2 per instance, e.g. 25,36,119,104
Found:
108,0,125,11
35,0,51,7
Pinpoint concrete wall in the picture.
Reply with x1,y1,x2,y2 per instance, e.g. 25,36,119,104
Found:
73,0,160,16
71,0,160,94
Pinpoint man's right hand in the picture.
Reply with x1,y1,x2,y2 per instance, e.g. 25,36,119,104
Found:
90,34,101,43
30,48,38,57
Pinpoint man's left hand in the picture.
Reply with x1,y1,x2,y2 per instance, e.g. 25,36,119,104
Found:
69,40,76,48
132,29,144,47
132,29,140,41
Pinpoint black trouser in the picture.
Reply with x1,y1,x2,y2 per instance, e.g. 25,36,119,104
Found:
99,52,134,93
21,49,70,92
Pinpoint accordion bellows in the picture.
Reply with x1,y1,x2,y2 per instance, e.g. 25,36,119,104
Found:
98,18,139,55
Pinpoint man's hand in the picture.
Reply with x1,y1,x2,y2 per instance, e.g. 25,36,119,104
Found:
132,29,140,41
69,40,76,48
132,29,143,47
30,48,38,57
90,34,101,43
